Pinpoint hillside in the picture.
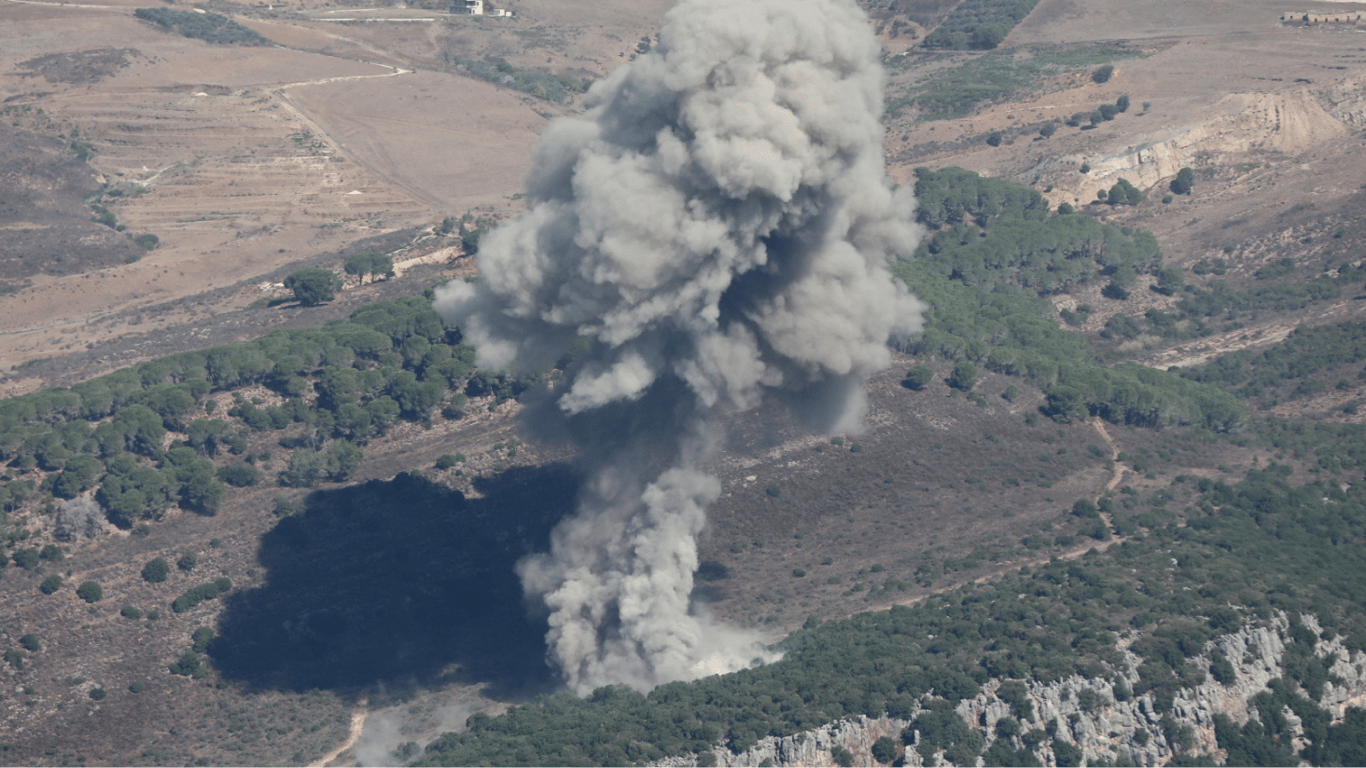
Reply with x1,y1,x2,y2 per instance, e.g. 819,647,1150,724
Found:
0,0,1364,765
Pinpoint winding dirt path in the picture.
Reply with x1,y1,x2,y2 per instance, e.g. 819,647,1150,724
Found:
312,703,369,768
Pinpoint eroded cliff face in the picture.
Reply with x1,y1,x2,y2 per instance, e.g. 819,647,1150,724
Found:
1036,82,1364,205
654,613,1366,767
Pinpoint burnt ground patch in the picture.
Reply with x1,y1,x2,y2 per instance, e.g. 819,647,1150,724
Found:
16,47,141,84
0,122,143,283
212,466,577,701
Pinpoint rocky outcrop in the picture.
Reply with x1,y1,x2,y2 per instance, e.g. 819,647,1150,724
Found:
1034,86,1359,205
653,613,1366,767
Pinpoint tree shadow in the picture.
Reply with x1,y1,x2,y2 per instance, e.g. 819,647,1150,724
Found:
212,466,577,701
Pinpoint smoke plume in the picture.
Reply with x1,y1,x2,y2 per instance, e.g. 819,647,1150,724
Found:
434,0,924,694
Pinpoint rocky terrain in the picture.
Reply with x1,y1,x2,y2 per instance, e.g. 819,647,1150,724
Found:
665,613,1366,767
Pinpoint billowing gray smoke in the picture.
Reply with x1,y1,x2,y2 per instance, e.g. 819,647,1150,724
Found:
434,0,925,694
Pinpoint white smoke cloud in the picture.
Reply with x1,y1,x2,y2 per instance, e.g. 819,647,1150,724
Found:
434,0,924,694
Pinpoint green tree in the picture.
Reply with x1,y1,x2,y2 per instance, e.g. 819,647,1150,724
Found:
903,364,935,391
142,557,170,583
1116,94,1131,112
1092,64,1114,83
76,580,103,603
948,361,978,391
40,575,63,595
871,736,898,764
1039,123,1056,138
53,453,102,499
216,461,262,487
344,252,394,284
1171,167,1196,195
986,131,1003,147
13,548,40,570
284,268,342,307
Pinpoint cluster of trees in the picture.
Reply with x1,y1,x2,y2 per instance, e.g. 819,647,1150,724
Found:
1098,177,1143,207
447,57,592,103
284,268,342,307
416,464,1366,766
1102,275,1346,345
342,252,394,285
1065,93,1130,128
911,167,1162,294
0,296,528,540
897,168,1241,431
132,8,267,45
1179,320,1366,402
920,0,1041,50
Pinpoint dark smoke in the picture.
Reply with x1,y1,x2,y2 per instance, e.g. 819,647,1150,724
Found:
435,0,924,693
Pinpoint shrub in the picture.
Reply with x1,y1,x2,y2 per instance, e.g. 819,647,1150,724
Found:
40,575,62,595
903,363,935,390
89,688,106,700
13,548,40,570
177,552,198,572
39,544,63,562
792,568,807,578
986,131,1003,147
172,578,232,613
1039,123,1056,138
76,580,103,603
871,736,897,764
1092,64,1114,83
129,681,146,693
765,484,782,498
947,361,978,391
141,557,170,583
1079,163,1090,173
435,454,462,470
19,634,40,652
1171,167,1195,195
168,649,207,678
121,605,143,620
3,649,23,670
831,745,855,767
216,461,261,487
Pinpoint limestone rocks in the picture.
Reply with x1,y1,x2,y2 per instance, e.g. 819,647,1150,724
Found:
654,613,1366,767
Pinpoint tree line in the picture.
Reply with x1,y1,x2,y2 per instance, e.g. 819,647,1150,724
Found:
0,295,540,542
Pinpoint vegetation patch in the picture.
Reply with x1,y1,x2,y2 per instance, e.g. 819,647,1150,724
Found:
133,8,268,46
921,0,1041,50
889,46,1144,121
445,57,591,103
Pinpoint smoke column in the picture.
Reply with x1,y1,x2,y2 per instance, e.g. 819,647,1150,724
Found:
434,0,925,694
